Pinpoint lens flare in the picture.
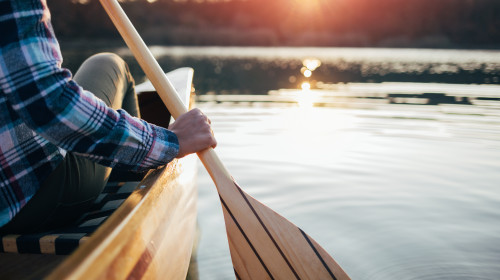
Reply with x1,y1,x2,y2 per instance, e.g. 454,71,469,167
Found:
303,58,322,71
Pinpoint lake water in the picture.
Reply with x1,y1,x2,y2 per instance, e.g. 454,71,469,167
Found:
65,46,500,279
193,97,500,280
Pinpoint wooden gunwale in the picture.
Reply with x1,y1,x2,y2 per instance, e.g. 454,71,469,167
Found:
47,67,197,280
48,157,198,279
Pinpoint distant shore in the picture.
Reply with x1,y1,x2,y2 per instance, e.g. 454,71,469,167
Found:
58,37,500,51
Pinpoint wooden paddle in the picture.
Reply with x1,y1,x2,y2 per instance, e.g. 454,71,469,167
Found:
100,1,350,279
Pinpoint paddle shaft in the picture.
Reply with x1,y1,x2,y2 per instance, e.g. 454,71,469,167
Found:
98,0,231,185
100,1,350,279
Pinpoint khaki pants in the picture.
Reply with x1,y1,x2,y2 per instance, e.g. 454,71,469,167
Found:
0,53,139,234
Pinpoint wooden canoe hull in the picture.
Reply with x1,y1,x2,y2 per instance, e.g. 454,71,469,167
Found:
47,67,197,279
47,156,198,279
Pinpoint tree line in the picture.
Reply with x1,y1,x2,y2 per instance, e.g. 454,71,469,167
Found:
49,0,500,48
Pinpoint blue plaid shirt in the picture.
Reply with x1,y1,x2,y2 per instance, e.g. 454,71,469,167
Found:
0,0,179,227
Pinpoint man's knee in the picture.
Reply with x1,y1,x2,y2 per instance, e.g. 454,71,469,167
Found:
74,52,134,108
86,52,127,73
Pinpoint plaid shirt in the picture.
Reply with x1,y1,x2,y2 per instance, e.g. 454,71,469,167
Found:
0,0,179,227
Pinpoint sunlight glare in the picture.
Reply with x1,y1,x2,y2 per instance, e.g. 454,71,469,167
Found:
301,82,311,90
297,83,314,107
292,0,323,15
303,58,322,71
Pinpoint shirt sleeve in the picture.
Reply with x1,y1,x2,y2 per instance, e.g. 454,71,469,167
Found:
0,0,179,171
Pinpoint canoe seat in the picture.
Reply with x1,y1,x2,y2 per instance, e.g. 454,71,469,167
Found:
0,180,141,255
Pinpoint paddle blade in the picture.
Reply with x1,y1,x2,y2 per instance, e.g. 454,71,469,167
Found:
219,181,350,280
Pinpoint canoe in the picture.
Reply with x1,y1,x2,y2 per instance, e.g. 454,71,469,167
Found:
0,67,199,279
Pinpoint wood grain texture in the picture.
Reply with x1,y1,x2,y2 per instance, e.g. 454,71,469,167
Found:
46,155,198,280
201,153,350,280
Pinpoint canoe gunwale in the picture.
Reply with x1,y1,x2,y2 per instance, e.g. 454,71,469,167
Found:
45,67,198,279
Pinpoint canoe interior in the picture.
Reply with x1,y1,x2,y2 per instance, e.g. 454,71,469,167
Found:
137,90,172,128
0,253,65,279
0,68,198,279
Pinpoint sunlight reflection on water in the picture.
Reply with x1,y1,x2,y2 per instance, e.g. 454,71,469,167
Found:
194,97,500,280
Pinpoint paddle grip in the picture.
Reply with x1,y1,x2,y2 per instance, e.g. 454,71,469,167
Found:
100,0,234,191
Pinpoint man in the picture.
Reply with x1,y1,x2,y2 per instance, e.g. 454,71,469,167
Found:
0,0,216,233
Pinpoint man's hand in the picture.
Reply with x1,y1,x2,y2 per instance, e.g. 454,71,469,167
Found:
168,108,217,158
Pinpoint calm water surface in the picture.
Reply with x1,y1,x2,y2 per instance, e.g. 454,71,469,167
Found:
193,96,500,279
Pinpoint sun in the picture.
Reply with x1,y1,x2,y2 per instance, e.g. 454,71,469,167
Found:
284,0,328,28
292,0,323,13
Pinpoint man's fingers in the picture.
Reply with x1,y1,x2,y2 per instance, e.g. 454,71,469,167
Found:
209,129,217,149
169,108,217,158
